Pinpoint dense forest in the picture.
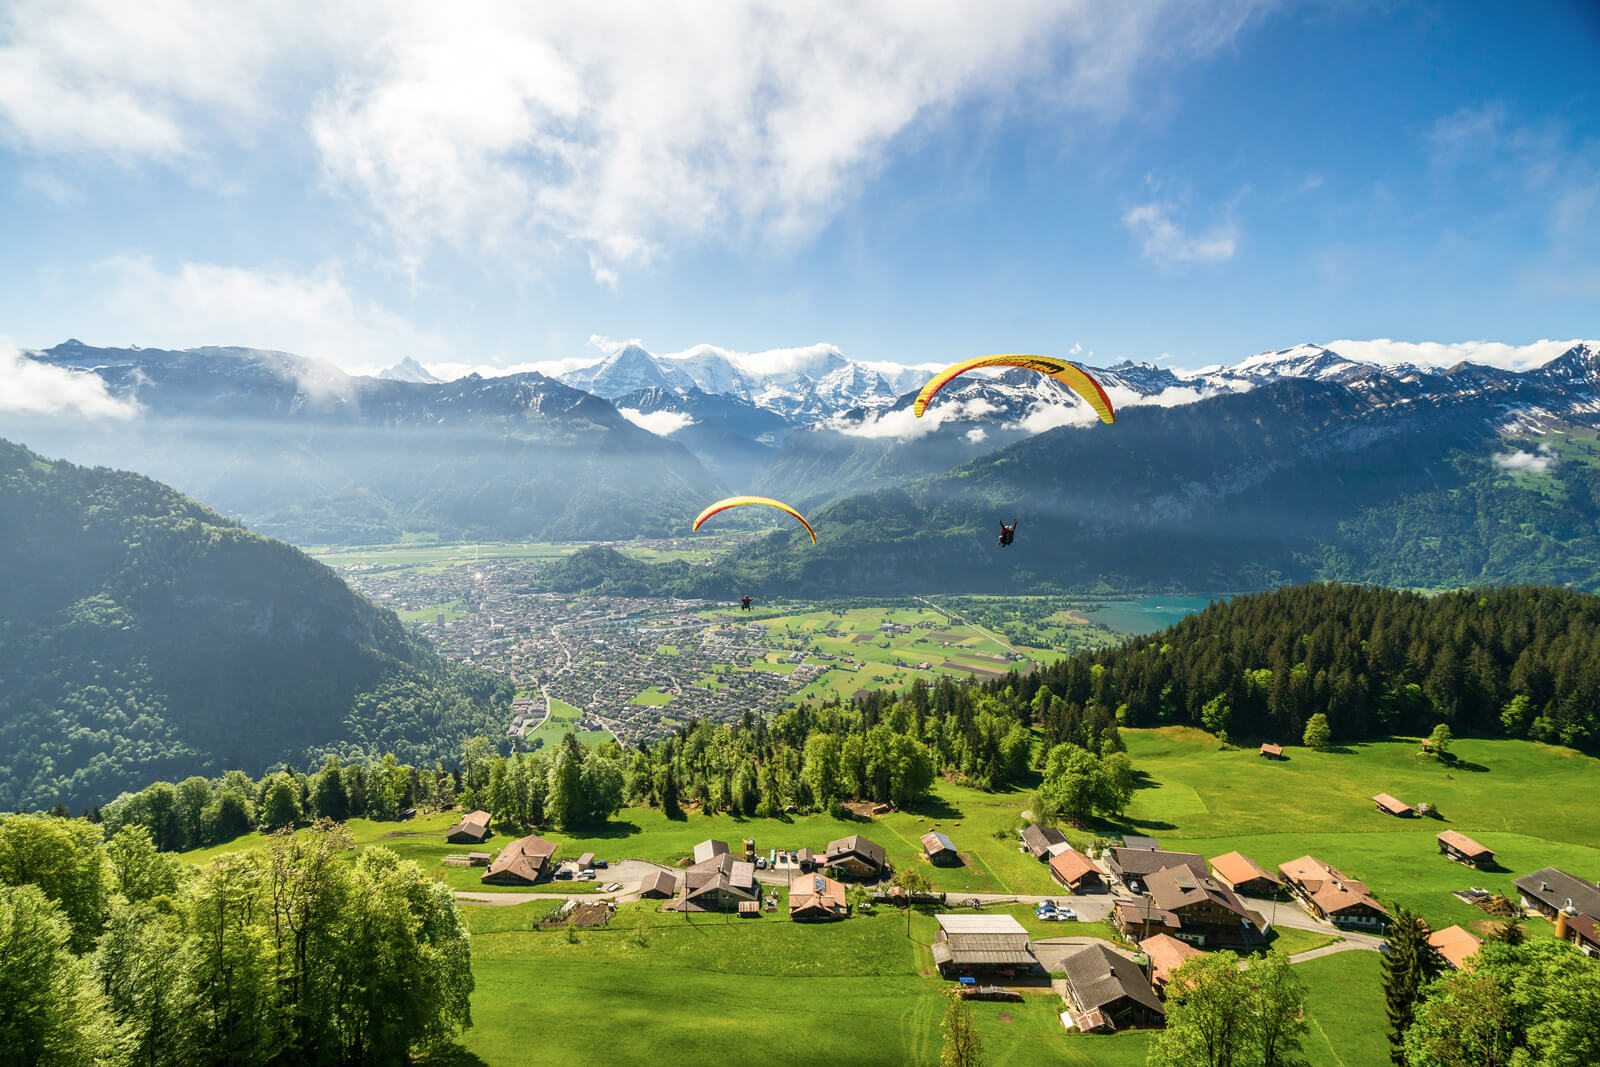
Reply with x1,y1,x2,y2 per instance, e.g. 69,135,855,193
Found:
1019,583,1600,750
0,814,472,1066
0,438,512,811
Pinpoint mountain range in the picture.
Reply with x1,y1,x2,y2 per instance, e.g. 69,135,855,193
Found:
7,337,1600,593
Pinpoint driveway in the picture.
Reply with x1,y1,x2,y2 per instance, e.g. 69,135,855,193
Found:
455,857,677,906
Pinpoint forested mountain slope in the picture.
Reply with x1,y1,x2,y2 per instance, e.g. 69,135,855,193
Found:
0,439,511,809
1021,583,1600,751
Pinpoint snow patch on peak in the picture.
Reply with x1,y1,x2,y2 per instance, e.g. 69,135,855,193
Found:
377,356,443,384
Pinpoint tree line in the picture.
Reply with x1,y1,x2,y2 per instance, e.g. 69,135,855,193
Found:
0,814,472,1066
1013,583,1600,749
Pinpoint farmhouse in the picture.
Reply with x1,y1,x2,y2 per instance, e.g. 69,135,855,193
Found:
1560,914,1600,957
1059,942,1165,1032
693,838,730,865
930,913,1037,979
1209,851,1282,897
1115,866,1266,949
480,834,558,886
1021,823,1069,860
639,869,678,899
823,835,887,879
1049,850,1105,894
1259,743,1284,760
1104,848,1207,892
922,831,960,866
1138,933,1204,994
444,809,492,844
1513,867,1600,925
1436,831,1495,869
1278,855,1390,931
1372,793,1415,818
789,873,848,921
670,852,758,912
1427,924,1482,971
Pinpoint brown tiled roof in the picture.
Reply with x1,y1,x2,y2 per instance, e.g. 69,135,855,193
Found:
824,835,886,870
789,874,847,916
1279,855,1387,917
1373,793,1414,815
1427,924,1482,970
1138,933,1204,986
1049,850,1100,885
640,869,677,896
445,809,492,841
1061,943,1164,1017
1114,901,1180,930
1436,831,1493,859
1209,851,1281,890
481,834,556,883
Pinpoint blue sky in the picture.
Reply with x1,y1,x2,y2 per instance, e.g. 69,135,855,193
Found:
0,1,1596,375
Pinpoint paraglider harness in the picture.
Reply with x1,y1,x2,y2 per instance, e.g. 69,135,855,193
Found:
740,596,753,611
998,520,1017,548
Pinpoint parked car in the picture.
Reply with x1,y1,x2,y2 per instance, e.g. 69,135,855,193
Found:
554,869,573,880
755,857,767,870
1058,907,1077,921
594,859,609,869
577,870,595,881
1040,899,1057,910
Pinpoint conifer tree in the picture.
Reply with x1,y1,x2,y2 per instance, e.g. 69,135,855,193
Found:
1383,904,1442,1063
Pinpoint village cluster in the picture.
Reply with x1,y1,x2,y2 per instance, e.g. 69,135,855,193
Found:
336,555,1023,747
434,795,1598,1036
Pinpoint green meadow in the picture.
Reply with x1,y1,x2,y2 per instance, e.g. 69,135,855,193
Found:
1116,729,1600,935
522,697,613,748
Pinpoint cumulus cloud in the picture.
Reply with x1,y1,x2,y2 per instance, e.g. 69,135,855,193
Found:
1494,444,1556,474
617,407,693,436
835,397,997,442
1322,339,1589,373
965,427,987,444
94,257,456,374
0,338,138,417
1122,201,1238,266
1,1,1274,278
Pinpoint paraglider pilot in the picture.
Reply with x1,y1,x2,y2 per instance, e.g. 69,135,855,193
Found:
997,520,1017,548
740,596,753,611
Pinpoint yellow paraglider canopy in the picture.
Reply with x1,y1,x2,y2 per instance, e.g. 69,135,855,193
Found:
914,354,1116,424
693,495,817,544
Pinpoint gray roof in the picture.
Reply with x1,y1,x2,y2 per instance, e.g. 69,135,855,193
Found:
923,831,957,854
1061,943,1164,1017
1107,848,1207,880
1021,824,1068,855
1515,868,1600,917
693,839,730,864
1147,865,1253,921
1121,835,1161,851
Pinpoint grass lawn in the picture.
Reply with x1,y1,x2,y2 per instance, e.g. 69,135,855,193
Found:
1296,951,1390,1067
628,687,675,706
523,697,612,748
1114,729,1600,935
1265,925,1341,957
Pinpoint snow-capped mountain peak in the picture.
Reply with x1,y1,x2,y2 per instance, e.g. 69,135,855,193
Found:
377,356,443,384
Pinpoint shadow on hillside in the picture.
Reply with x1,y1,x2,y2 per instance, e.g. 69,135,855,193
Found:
905,796,964,821
575,820,643,839
418,1045,489,1067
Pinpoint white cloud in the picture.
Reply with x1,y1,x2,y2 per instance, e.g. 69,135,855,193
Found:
1321,339,1589,372
1494,444,1555,474
1122,201,1238,266
616,407,693,436
964,427,987,444
835,397,998,442
0,337,138,417
0,1,1274,278
94,257,457,373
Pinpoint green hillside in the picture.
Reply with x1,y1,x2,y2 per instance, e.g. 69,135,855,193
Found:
0,438,512,810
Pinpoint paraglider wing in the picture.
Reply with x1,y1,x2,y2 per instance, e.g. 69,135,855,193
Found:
913,354,1115,424
693,495,817,544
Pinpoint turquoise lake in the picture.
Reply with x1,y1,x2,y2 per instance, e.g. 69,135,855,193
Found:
1081,594,1232,635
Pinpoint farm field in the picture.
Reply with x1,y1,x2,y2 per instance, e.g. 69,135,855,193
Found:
1114,729,1600,936
523,696,613,749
